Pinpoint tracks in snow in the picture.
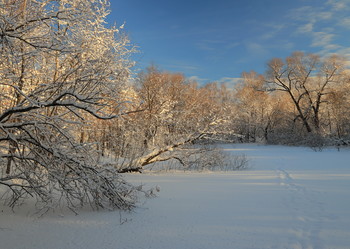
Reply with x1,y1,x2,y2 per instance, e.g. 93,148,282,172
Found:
276,168,330,249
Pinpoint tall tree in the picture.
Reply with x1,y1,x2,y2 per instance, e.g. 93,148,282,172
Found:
266,52,346,134
0,0,139,211
325,71,350,139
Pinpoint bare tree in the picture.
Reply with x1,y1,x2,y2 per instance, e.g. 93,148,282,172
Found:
325,71,350,140
0,0,140,212
104,67,233,172
234,71,269,141
266,52,346,134
233,71,296,143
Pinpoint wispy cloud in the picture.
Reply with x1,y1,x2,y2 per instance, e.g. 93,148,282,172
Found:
188,76,242,87
337,47,350,57
289,6,333,22
289,1,350,59
196,40,223,51
326,0,349,11
260,24,285,40
337,47,350,68
311,32,335,48
196,39,240,52
338,17,350,28
217,77,242,88
246,42,269,57
188,75,209,85
297,22,314,33
164,63,199,72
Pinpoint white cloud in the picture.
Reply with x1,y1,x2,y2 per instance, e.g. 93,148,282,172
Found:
196,39,240,52
280,41,295,50
196,41,218,51
260,24,285,40
164,63,198,72
297,22,314,33
337,47,350,58
289,1,350,61
187,75,209,85
311,32,335,47
338,17,350,28
326,0,348,11
318,44,342,58
246,42,269,57
188,76,242,87
289,6,333,22
217,77,242,88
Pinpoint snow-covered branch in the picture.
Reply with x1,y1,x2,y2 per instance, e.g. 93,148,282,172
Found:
0,0,140,212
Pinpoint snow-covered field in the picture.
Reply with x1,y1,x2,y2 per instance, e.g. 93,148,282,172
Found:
1,144,350,249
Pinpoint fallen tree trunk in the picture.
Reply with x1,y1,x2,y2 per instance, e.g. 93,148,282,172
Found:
117,133,206,173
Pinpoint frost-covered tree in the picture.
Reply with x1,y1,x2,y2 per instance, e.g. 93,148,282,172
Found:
234,71,290,142
0,0,139,212
109,67,233,172
325,70,350,140
266,52,347,134
232,52,350,145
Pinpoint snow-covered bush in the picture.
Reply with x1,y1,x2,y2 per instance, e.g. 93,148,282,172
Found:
185,147,249,171
141,144,249,172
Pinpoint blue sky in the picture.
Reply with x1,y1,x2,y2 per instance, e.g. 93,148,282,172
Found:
108,0,350,86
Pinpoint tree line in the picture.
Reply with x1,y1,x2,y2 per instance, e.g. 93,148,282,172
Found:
90,52,350,173
234,52,350,147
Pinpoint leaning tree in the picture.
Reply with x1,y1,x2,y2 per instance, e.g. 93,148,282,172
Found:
0,0,140,212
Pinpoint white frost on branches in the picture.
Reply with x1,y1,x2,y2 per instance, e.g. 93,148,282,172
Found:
0,0,139,212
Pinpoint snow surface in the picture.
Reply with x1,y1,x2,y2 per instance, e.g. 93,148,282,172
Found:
1,144,350,249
